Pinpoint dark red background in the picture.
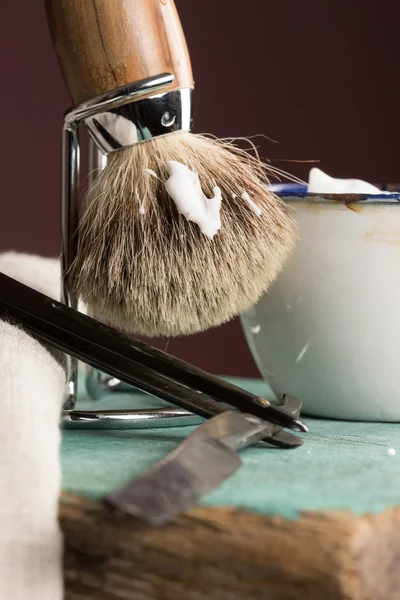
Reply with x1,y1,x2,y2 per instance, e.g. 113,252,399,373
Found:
0,1,398,375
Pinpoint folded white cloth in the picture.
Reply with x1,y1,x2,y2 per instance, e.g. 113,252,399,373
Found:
0,252,65,599
0,251,61,299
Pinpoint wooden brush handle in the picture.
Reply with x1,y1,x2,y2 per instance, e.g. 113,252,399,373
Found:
45,0,194,104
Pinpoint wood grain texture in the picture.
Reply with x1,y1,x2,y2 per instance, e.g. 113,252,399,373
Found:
60,495,400,600
45,0,194,103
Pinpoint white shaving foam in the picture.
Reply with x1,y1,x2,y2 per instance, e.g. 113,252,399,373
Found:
308,168,388,195
145,168,160,180
241,191,262,217
164,161,222,239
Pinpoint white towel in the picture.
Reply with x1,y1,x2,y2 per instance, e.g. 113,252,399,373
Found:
0,252,65,600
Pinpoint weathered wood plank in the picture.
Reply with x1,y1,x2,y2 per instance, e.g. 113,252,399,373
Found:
60,496,400,600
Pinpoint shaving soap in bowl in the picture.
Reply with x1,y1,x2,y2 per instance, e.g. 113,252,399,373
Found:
241,170,400,421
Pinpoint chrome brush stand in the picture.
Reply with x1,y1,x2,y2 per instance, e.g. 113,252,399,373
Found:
61,72,196,428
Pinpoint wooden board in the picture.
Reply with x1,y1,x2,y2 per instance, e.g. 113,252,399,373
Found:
61,498,400,600
61,378,400,599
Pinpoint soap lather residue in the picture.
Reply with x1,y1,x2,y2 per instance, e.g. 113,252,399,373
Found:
241,191,262,217
144,168,160,181
308,168,388,195
164,161,222,239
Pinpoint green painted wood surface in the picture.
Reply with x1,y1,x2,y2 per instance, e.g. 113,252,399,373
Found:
62,376,400,520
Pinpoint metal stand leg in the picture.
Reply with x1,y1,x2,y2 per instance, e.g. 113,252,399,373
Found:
61,124,80,410
85,138,109,403
61,133,107,410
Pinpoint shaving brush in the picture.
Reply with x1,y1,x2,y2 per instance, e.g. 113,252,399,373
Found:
46,0,295,337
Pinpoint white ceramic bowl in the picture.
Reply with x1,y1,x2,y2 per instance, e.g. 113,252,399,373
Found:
241,184,400,421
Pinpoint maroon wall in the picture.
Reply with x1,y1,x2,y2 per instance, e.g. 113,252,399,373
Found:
0,1,398,375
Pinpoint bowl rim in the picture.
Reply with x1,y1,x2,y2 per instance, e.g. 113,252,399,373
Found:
268,183,400,204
